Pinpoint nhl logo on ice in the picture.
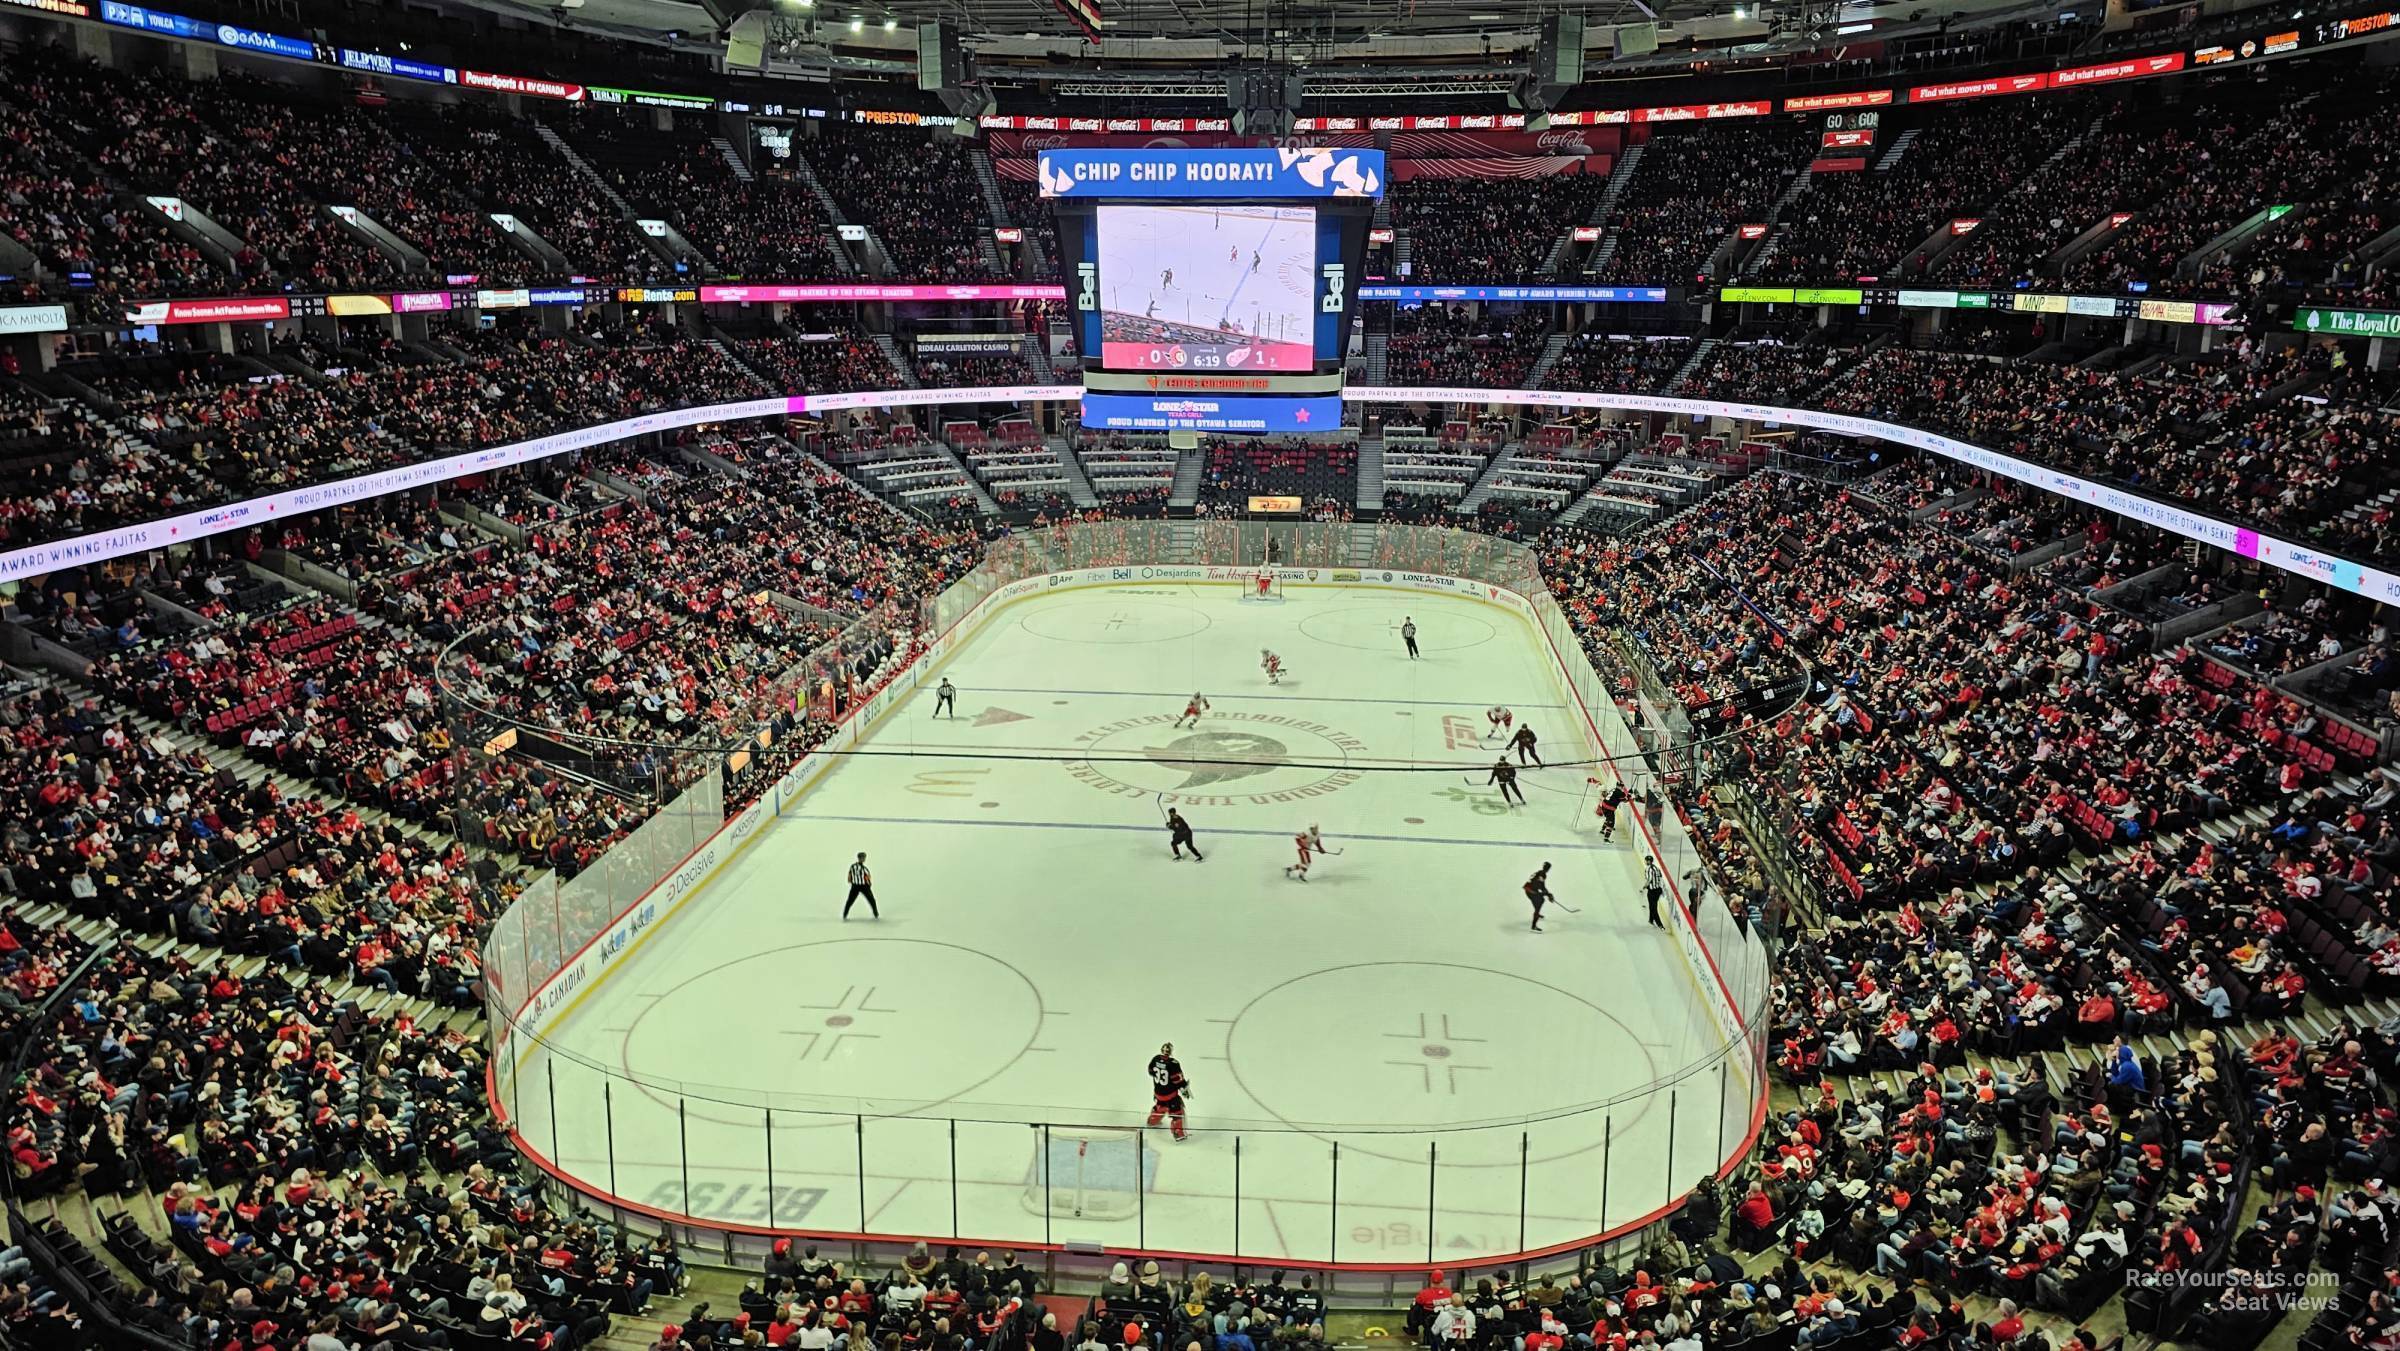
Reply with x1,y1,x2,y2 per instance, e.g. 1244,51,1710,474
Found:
1065,713,1367,807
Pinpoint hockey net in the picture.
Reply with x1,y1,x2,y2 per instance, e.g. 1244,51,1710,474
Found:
1239,571,1286,603
1021,1128,1147,1220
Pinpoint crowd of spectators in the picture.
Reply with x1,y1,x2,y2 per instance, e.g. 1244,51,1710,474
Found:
2058,81,2392,298
5,917,689,1348
1821,344,2400,563
1597,125,1813,286
1543,333,1694,393
207,77,547,286
915,348,1040,389
0,56,228,299
1766,98,2088,284
37,58,406,295
1392,174,1608,282
11,45,2400,321
997,178,1062,280
816,122,999,281
1677,339,1865,404
1196,438,1358,514
742,330,904,395
1384,306,1550,387
6,323,767,550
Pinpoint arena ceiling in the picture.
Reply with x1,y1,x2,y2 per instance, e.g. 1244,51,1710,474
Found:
491,0,2053,78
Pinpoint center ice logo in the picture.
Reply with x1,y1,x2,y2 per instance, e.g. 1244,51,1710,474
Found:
1145,729,1289,789
1065,712,1367,806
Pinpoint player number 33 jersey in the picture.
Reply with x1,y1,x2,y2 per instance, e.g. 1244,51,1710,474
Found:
1148,1054,1187,1098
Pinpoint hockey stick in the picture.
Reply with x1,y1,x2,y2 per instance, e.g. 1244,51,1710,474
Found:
1550,900,1582,913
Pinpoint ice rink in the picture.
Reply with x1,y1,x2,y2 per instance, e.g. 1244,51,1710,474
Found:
506,581,1754,1263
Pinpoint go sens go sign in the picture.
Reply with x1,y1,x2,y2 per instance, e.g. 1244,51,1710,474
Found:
2295,307,2400,339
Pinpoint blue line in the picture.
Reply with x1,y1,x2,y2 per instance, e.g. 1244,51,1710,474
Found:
957,685,1566,710
1215,214,1276,332
779,811,1615,852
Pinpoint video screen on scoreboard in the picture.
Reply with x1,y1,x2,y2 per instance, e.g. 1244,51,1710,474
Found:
1097,203,1317,372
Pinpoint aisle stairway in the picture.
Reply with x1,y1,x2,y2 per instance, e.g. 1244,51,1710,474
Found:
1169,443,1208,508
1354,434,1385,512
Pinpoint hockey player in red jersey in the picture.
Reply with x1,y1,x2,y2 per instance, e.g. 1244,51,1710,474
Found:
1261,649,1284,685
1284,828,1313,881
1173,693,1210,730
1146,1043,1191,1141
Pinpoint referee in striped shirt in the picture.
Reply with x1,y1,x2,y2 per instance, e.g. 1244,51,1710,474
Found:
843,852,879,918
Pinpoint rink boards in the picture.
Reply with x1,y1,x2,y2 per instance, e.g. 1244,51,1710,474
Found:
487,566,1766,1267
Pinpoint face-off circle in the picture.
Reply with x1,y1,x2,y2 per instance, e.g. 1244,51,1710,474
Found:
620,939,1047,1119
1223,961,1658,1163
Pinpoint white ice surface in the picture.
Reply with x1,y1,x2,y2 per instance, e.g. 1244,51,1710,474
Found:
510,583,1749,1263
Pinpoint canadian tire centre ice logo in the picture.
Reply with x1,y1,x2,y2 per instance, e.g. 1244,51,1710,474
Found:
1065,712,1366,806
1147,730,1291,789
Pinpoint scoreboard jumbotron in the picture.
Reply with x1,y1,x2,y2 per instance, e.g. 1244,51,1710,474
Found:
1039,147,1383,434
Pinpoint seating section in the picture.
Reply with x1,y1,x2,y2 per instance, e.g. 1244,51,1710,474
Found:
8,325,761,551
1075,432,1176,514
1821,346,2400,562
742,328,904,394
1384,305,1549,387
816,121,1000,281
958,420,1073,518
1597,124,1813,286
2,49,2394,316
1544,333,1693,393
1761,97,2090,283
1196,438,1358,517
1677,338,1864,404
1391,174,1608,282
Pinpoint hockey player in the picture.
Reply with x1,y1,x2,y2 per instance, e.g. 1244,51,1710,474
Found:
1598,782,1629,842
1261,649,1284,685
1524,863,1555,933
1146,1043,1192,1141
1166,808,1205,862
1488,757,1525,808
1485,706,1514,740
1174,692,1210,730
1284,828,1314,882
1509,722,1544,767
